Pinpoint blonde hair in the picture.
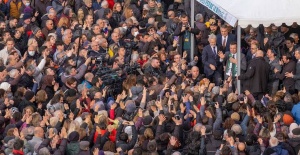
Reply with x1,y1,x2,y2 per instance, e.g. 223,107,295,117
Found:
50,117,59,127
27,38,36,46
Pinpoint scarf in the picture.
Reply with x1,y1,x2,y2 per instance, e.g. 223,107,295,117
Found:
12,149,24,155
226,53,237,76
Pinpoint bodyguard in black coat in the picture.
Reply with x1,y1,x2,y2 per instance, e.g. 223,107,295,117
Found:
238,50,270,99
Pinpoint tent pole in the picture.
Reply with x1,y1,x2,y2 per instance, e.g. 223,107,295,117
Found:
237,25,241,94
190,0,195,61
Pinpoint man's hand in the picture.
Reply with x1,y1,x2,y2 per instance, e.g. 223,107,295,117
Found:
285,72,293,78
209,64,216,70
274,68,279,73
218,51,225,59
229,57,237,64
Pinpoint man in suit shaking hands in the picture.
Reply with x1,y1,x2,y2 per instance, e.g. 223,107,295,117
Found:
202,34,223,86
285,47,300,92
217,25,236,52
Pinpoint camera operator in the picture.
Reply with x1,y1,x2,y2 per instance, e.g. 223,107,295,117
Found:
144,57,162,77
109,46,130,65
174,13,200,61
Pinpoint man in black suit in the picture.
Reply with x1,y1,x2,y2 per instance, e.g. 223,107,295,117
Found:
238,50,270,100
285,47,300,92
274,53,296,94
202,34,223,86
217,25,236,52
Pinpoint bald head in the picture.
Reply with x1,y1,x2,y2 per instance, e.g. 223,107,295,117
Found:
34,127,44,138
256,50,264,57
238,142,245,151
191,66,199,78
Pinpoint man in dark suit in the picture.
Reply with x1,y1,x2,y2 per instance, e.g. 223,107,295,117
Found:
285,47,300,92
266,48,282,96
238,50,270,100
202,34,223,86
217,25,236,52
219,41,247,91
274,53,296,94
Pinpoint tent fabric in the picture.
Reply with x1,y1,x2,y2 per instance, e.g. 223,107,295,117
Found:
210,0,300,28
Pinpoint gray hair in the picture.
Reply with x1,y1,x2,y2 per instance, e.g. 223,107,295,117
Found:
39,147,50,155
208,34,217,40
9,69,18,78
290,33,298,39
98,38,107,44
195,13,203,21
101,0,108,7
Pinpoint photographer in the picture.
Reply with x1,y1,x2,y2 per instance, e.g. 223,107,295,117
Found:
174,13,200,59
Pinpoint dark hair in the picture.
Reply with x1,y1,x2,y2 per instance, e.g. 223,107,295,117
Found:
13,139,24,150
282,52,292,60
221,146,232,155
157,22,166,30
119,133,129,141
286,37,295,43
230,41,237,46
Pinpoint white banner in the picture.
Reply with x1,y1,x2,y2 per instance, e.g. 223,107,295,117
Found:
197,0,238,27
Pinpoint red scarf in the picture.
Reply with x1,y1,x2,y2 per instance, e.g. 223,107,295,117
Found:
12,149,24,155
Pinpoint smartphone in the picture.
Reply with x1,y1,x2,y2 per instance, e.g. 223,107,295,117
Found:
104,27,108,33
175,115,180,120
170,104,174,110
157,95,161,101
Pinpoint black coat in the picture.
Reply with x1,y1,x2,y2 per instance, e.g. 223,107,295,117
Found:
239,57,270,93
275,60,296,92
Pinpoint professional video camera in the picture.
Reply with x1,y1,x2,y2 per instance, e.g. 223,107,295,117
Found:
123,63,143,75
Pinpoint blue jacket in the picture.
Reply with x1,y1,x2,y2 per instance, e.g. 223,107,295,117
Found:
292,103,300,124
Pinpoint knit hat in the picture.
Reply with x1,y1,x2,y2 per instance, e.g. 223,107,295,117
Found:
125,100,136,113
46,6,54,13
124,126,132,139
288,123,300,138
231,124,242,135
79,141,90,150
211,86,220,95
68,131,79,142
142,115,153,126
22,13,32,20
0,82,10,91
231,112,240,121
24,91,35,101
282,112,294,125
32,27,41,34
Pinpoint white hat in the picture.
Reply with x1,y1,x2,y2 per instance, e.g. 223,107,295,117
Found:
0,82,11,91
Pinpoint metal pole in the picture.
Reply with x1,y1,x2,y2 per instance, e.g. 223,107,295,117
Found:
237,25,241,94
190,0,195,61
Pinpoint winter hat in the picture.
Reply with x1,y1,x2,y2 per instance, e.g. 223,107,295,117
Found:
282,112,294,125
288,123,300,138
79,141,90,150
231,124,242,135
142,115,153,126
0,82,11,91
125,100,136,113
46,6,54,13
22,13,32,20
211,86,220,95
68,131,80,142
24,91,35,101
32,27,41,34
124,126,132,139
231,112,240,121
7,139,15,149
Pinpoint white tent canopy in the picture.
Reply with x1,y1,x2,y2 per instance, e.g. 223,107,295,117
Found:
210,0,300,28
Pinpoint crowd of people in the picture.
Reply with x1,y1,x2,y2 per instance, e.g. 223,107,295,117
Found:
0,0,300,154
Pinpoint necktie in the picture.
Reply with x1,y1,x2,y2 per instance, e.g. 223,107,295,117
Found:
231,54,235,76
222,37,227,48
213,47,217,58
